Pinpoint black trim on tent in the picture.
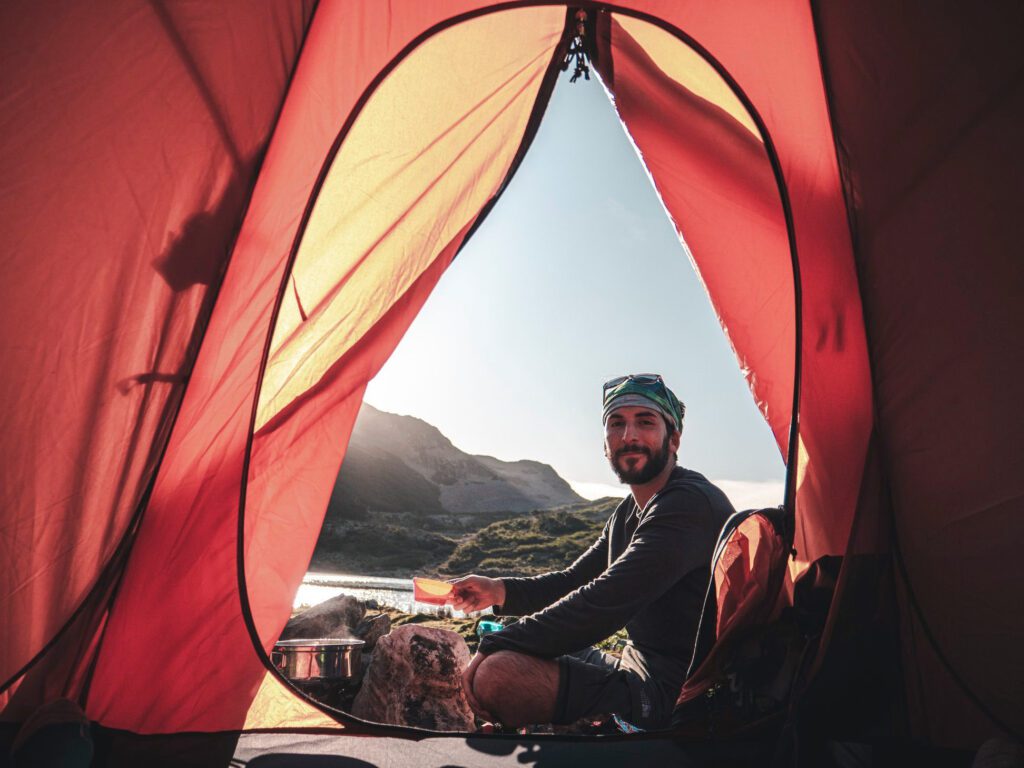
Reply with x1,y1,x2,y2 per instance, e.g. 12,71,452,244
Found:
236,1,583,737
455,8,575,258
595,3,804,740
0,1,322,704
587,4,804,540
0,490,145,697
236,0,804,738
890,486,1022,741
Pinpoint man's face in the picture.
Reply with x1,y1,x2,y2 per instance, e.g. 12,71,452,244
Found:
604,405,680,484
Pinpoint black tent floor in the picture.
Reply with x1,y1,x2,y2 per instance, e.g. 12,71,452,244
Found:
3,722,977,767
231,732,756,768
4,725,771,768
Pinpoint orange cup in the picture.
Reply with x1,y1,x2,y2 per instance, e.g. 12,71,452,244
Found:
413,577,453,605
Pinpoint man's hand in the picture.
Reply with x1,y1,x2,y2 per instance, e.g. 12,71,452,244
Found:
447,575,506,613
461,651,493,721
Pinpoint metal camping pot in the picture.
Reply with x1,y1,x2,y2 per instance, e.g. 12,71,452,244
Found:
271,638,365,682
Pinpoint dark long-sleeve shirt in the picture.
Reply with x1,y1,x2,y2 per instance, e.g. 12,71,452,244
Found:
478,466,734,686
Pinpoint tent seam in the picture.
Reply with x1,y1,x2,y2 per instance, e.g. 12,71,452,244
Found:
234,0,578,736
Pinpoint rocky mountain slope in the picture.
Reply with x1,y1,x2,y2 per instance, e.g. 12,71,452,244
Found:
312,404,589,575
325,403,583,521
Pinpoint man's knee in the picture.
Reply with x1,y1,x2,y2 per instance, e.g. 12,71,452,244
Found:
472,651,521,709
472,651,558,724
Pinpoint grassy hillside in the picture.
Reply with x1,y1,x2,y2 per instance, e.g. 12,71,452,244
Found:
439,497,620,577
311,522,457,574
310,496,623,577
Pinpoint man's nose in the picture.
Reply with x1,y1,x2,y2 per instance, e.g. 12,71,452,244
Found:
622,422,640,441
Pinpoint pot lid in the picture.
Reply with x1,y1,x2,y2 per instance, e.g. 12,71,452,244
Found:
273,638,365,649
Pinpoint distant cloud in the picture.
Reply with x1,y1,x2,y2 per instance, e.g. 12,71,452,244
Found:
570,477,784,511
711,479,785,510
569,480,628,500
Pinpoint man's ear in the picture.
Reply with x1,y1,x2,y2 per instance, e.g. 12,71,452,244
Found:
669,429,681,455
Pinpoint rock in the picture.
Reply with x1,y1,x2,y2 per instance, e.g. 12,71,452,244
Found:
282,594,365,639
353,613,391,651
351,625,475,731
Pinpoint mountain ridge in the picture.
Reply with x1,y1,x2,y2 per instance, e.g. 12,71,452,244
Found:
325,403,584,522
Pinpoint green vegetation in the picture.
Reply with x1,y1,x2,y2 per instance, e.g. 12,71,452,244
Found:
311,522,457,574
384,607,488,652
310,496,622,577
440,498,620,577
310,496,630,665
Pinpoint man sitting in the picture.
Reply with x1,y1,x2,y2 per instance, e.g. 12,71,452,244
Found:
450,374,735,730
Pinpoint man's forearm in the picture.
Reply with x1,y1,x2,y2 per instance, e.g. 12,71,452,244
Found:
497,528,609,615
497,572,578,616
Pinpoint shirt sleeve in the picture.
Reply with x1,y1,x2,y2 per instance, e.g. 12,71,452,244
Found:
494,518,610,617
479,487,718,658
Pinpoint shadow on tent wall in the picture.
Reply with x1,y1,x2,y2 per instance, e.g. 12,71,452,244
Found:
0,157,259,723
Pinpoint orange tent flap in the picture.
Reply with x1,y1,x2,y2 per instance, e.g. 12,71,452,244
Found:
256,7,566,430
243,671,344,731
85,5,565,732
601,6,872,572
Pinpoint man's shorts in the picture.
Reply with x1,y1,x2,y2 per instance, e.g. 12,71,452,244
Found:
553,646,679,730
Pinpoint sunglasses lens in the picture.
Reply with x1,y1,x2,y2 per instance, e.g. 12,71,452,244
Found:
603,374,664,393
602,374,681,430
603,375,629,391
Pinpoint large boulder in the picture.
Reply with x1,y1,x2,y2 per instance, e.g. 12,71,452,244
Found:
351,625,475,731
282,594,365,639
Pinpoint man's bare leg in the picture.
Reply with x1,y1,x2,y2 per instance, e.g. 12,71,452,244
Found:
470,651,560,727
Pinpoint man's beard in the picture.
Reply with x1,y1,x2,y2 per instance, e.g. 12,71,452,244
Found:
607,432,673,484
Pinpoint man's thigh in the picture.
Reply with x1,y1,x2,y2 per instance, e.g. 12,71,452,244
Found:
472,651,559,726
556,648,672,730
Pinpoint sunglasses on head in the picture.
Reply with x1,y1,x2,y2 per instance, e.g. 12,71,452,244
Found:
603,373,664,393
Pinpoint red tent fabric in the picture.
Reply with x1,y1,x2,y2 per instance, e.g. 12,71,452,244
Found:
0,0,317,718
815,0,1024,744
2,0,1020,752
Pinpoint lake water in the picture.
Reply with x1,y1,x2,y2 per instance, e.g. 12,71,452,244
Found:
295,572,428,614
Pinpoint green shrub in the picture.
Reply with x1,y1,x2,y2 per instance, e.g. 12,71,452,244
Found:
440,511,606,577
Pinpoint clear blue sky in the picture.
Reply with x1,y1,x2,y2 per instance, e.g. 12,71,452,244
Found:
365,70,784,506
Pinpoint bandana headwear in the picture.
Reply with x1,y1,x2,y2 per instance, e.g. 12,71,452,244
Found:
602,374,685,434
